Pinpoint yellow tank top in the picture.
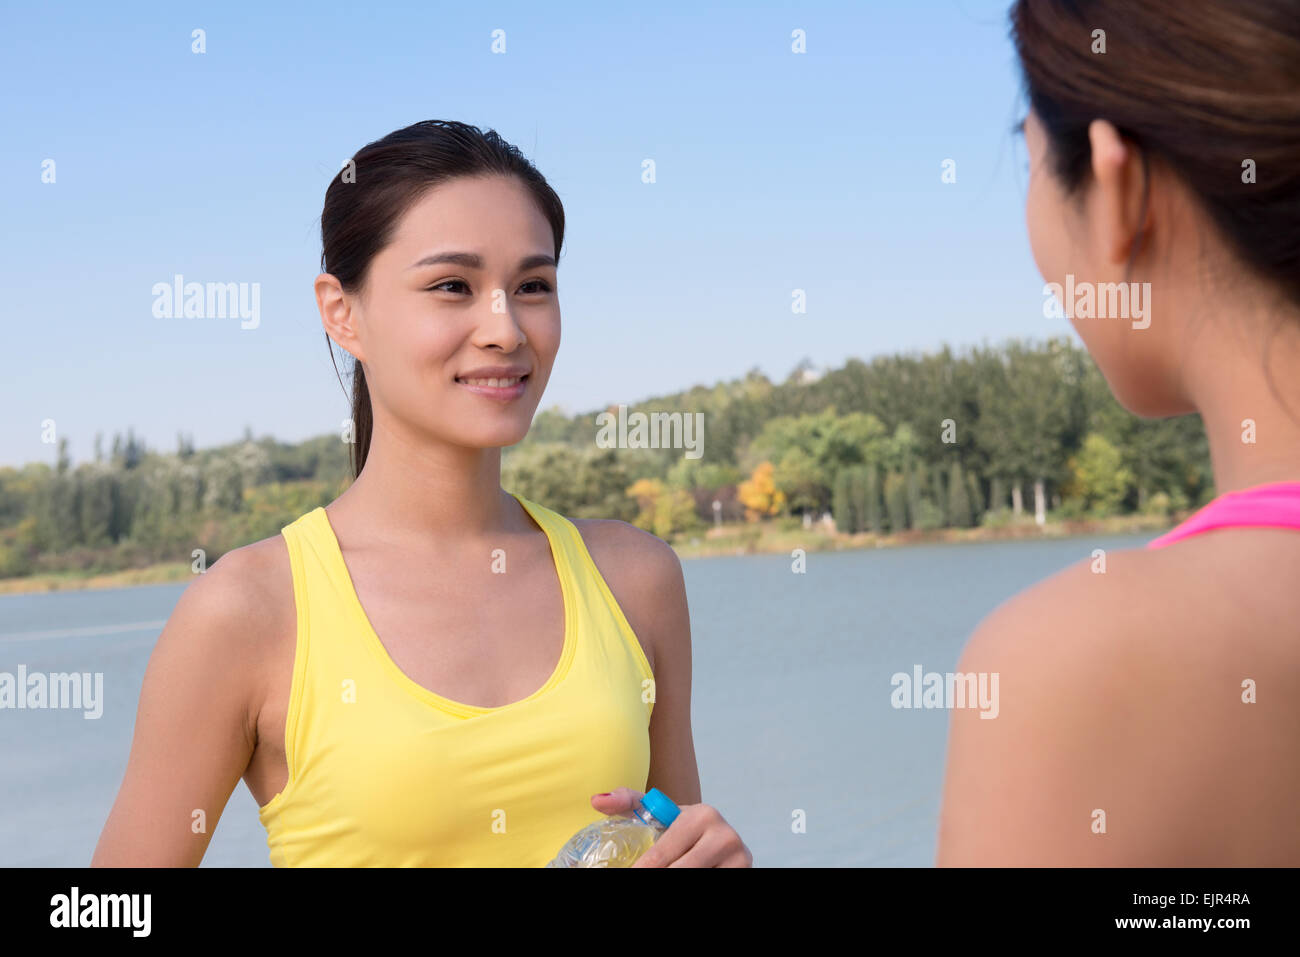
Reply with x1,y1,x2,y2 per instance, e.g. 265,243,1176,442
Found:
257,493,655,866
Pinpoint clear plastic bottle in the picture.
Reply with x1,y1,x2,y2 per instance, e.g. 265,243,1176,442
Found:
545,788,681,867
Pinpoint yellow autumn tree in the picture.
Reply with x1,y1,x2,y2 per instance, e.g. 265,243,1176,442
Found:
626,478,663,532
625,478,701,539
737,461,785,521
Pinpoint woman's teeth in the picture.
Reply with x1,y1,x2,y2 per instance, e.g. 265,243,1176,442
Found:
461,376,523,387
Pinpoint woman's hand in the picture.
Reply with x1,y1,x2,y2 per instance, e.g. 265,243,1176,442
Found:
591,787,752,867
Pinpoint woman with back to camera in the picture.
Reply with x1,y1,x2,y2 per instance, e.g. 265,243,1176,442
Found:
92,120,751,867
938,0,1300,865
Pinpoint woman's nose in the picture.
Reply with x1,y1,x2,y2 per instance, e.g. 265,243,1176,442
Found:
471,288,527,350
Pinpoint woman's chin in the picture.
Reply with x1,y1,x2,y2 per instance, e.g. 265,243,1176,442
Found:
453,421,533,449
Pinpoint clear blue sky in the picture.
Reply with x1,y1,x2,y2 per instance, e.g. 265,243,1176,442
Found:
1,0,1059,468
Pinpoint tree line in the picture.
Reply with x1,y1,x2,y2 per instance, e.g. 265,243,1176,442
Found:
504,337,1211,536
0,337,1211,578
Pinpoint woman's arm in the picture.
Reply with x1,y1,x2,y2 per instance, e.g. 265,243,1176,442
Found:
91,541,288,866
936,564,1111,866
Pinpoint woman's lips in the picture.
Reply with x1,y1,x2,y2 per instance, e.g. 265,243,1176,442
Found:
455,374,529,401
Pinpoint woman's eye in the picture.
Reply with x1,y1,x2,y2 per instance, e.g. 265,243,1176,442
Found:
426,279,550,294
427,279,469,293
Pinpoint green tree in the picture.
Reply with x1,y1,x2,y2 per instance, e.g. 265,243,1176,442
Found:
862,466,883,533
929,461,948,526
773,447,823,514
966,468,984,524
884,470,908,532
1066,433,1134,516
832,468,854,534
948,460,973,527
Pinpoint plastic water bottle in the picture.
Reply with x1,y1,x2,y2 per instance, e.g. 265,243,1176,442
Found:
545,788,681,867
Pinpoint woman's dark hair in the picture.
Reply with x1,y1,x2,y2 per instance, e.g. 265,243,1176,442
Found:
1010,0,1300,305
320,120,565,478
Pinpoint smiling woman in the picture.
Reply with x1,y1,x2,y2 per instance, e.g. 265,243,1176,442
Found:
91,120,751,868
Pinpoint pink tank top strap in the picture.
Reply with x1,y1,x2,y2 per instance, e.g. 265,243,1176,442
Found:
1147,480,1300,549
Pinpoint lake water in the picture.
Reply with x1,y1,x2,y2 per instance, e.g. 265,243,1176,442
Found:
0,531,1158,867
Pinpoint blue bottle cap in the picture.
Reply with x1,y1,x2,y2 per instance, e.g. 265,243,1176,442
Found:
640,788,680,827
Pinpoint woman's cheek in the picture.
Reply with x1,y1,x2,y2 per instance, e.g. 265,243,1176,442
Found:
1025,177,1057,288
524,311,561,364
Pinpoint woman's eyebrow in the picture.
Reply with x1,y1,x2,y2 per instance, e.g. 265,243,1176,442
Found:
407,251,556,270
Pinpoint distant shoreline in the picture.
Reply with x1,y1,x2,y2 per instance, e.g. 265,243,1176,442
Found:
670,512,1172,560
0,513,1174,596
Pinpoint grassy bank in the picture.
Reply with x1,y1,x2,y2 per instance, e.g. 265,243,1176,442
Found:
0,562,195,596
668,512,1175,559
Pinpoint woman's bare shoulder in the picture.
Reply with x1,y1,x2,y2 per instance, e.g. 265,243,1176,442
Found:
967,530,1300,667
569,517,681,579
940,532,1300,864
190,533,293,633
173,532,297,688
569,518,688,672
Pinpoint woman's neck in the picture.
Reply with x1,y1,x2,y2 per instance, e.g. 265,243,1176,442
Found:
1183,300,1300,496
331,413,515,542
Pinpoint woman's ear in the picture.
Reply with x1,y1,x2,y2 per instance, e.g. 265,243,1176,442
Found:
315,272,365,362
1086,119,1149,268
